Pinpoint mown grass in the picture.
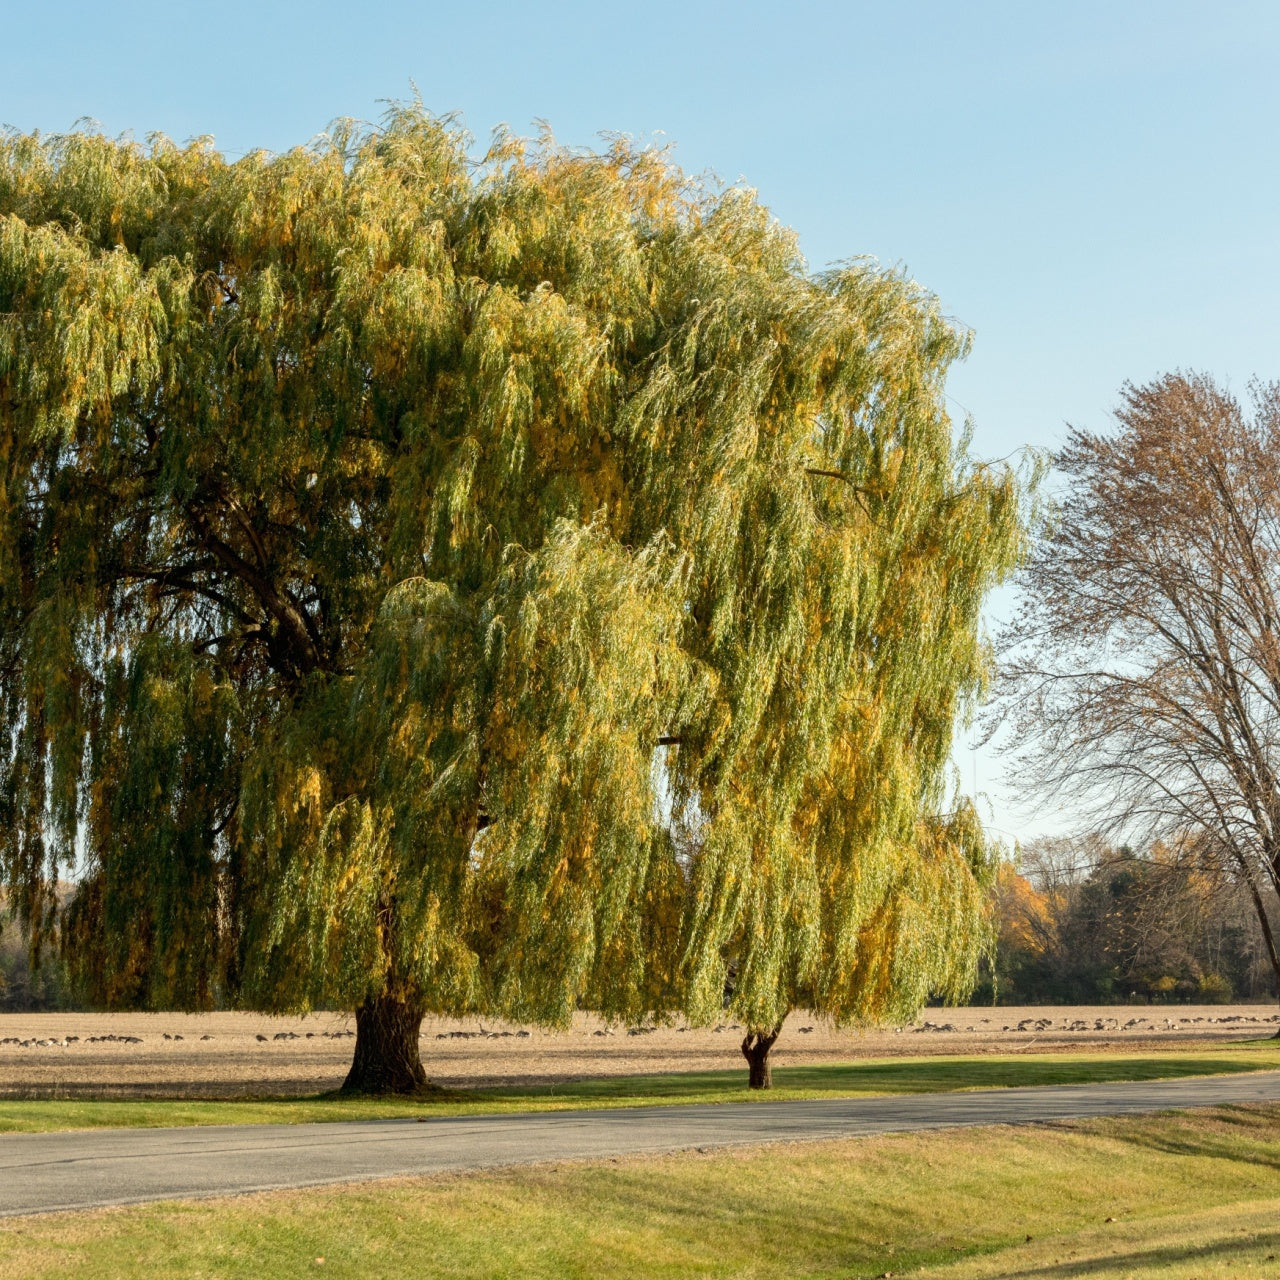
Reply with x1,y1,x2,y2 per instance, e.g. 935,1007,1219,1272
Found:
2,1103,1279,1278
2,1041,1279,1132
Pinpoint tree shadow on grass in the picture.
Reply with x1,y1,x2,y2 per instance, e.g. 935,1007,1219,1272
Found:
977,1224,1280,1279
489,1053,1278,1104
1095,1103,1280,1175
769,1054,1276,1095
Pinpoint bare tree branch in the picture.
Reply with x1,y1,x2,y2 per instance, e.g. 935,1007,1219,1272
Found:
997,373,1280,1009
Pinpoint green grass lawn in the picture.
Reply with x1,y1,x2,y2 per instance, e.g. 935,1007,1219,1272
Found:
2,1103,1279,1278
2,1041,1279,1132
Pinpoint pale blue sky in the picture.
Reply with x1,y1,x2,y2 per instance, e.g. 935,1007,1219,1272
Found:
6,0,1279,841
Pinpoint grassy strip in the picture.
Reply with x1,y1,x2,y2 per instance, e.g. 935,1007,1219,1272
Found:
2,1104,1280,1278
2,1042,1279,1132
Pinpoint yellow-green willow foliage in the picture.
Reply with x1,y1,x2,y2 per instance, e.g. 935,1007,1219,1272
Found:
0,105,1024,1088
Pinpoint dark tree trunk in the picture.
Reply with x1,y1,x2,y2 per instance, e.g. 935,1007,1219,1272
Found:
741,1025,782,1090
341,991,429,1094
1238,868,1280,1037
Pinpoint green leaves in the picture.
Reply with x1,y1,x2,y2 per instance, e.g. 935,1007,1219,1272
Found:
0,105,1024,1030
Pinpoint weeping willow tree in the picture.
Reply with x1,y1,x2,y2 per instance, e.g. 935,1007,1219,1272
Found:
0,105,1024,1092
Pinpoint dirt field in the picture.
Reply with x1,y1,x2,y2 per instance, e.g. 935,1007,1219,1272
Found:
1,1004,1276,1099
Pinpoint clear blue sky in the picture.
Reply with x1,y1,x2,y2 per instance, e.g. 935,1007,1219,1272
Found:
6,0,1279,842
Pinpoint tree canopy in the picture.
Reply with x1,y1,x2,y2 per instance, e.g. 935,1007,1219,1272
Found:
0,106,1024,1090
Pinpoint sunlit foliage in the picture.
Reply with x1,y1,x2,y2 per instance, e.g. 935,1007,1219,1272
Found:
0,105,1023,1048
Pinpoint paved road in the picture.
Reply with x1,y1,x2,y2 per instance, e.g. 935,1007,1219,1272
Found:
4,1071,1280,1217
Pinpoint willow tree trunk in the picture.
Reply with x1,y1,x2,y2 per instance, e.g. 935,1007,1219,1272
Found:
741,1025,782,1090
342,991,429,1094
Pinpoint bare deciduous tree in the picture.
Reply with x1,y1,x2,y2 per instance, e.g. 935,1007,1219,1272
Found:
999,373,1280,1011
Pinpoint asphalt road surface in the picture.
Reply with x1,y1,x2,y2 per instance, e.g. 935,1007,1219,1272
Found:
4,1071,1280,1217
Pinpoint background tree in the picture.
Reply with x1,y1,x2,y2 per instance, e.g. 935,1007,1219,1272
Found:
0,107,1023,1092
999,374,1280,1016
983,834,1273,1004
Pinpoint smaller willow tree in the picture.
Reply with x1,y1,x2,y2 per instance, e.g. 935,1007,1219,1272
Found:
0,107,1024,1092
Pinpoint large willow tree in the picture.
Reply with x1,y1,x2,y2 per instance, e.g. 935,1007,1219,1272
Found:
0,107,1023,1091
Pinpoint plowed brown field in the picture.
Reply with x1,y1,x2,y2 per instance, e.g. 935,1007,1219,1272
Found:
1,1004,1275,1099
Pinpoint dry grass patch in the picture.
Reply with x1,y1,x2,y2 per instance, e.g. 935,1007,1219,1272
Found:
2,1105,1279,1278
918,1200,1280,1278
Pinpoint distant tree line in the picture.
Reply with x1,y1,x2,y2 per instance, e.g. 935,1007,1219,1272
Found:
977,834,1279,1006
